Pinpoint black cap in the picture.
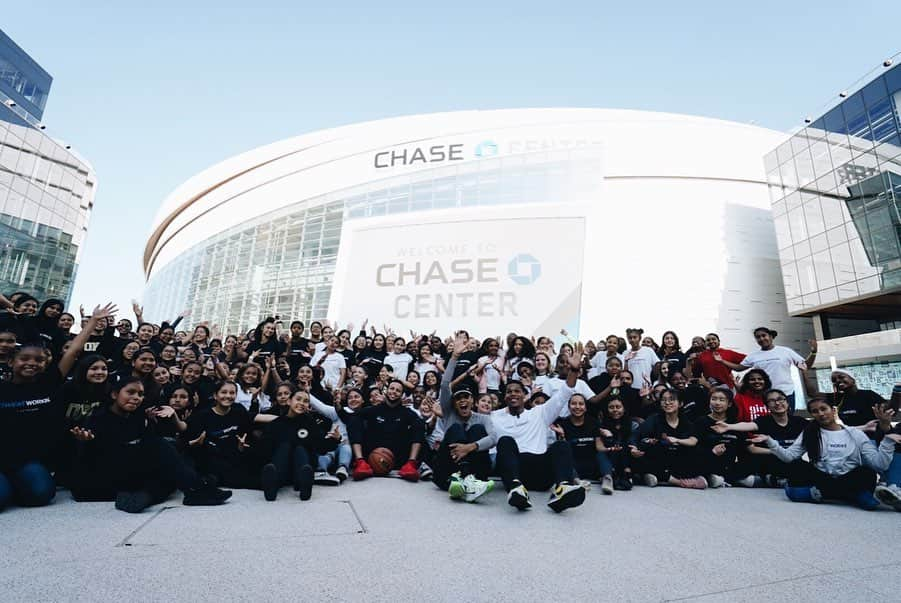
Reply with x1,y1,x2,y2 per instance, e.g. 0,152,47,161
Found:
452,388,474,399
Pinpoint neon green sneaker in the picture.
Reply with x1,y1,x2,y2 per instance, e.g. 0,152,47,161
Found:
448,472,465,500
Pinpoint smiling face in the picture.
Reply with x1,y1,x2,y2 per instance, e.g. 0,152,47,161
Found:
346,389,365,410
477,395,492,414
58,314,75,330
753,329,774,350
606,398,625,420
659,390,680,414
12,347,44,380
746,371,766,391
133,352,157,375
86,360,108,384
453,393,473,420
152,366,170,384
214,382,237,409
765,391,789,415
830,372,856,392
709,390,731,415
122,342,139,360
705,334,720,350
137,324,153,343
385,381,404,406
297,365,313,384
504,381,526,412
289,391,311,415
568,394,587,418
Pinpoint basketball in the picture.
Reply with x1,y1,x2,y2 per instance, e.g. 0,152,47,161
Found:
368,447,395,476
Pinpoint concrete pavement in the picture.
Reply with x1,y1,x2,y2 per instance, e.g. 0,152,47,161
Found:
0,478,898,602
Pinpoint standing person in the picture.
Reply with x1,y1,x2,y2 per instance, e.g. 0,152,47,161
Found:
472,338,506,395
738,328,810,411
629,390,707,489
659,331,687,374
687,333,745,390
69,376,231,512
623,328,658,392
285,321,311,376
734,369,772,423
384,337,413,381
588,334,624,380
432,332,496,502
751,397,897,509
802,351,882,429
0,303,116,511
491,345,586,512
358,333,388,381
310,335,347,391
504,336,536,380
346,380,425,482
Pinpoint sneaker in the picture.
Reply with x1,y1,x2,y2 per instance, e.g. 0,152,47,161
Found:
507,484,531,510
335,465,349,482
115,490,154,513
601,475,614,495
261,463,279,501
462,474,494,503
732,475,759,488
678,477,708,490
874,484,901,511
614,476,633,491
419,462,434,481
183,484,232,506
548,482,586,513
642,474,658,488
398,460,420,482
448,473,466,500
708,474,725,489
314,471,340,486
578,478,592,492
784,485,822,503
296,465,314,501
352,458,373,481
854,490,881,511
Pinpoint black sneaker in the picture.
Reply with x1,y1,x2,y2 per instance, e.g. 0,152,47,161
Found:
183,484,232,506
115,490,153,513
619,476,633,491
548,482,586,513
261,463,279,501
507,484,531,510
297,464,314,501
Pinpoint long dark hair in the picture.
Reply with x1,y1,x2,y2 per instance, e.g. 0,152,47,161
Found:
738,368,772,394
801,396,831,463
600,397,632,442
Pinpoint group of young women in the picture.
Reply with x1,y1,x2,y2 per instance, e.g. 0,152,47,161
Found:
1,290,899,515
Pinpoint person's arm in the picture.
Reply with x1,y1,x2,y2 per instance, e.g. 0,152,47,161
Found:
715,351,745,372
756,432,806,463
310,393,339,421
711,420,759,434
855,429,895,472
132,301,144,325
441,332,467,416
60,303,117,375
336,363,347,389
541,343,582,425
212,355,230,380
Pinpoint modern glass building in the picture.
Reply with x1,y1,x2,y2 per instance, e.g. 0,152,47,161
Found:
765,59,901,396
145,108,812,351
0,29,96,303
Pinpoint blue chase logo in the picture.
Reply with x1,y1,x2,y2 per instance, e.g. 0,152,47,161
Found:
474,140,498,158
507,254,541,285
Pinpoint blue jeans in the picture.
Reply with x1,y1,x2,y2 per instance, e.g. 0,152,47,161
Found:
885,452,901,487
318,444,352,472
0,462,56,511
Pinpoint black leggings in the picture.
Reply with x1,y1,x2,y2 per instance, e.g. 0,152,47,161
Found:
433,423,491,490
631,446,701,480
194,450,263,489
494,436,576,491
269,441,313,486
787,463,878,500
71,435,199,502
697,450,754,482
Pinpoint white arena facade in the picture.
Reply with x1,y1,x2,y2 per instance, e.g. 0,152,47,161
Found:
143,108,812,350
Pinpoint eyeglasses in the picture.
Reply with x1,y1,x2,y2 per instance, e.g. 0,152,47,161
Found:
766,396,787,404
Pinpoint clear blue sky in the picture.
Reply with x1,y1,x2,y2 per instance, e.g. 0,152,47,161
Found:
3,1,898,320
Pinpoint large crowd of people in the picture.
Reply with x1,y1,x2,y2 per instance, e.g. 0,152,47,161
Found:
1,290,899,515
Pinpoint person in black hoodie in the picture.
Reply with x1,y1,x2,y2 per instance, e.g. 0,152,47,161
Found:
69,376,231,512
34,299,67,358
0,303,114,511
258,389,340,501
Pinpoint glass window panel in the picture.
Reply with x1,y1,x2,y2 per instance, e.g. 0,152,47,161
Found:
781,260,800,298
810,232,829,254
826,224,848,247
861,76,888,106
774,215,792,250
830,242,856,285
857,275,881,295
790,132,809,156
787,206,807,241
794,150,815,186
802,198,825,235
812,250,835,289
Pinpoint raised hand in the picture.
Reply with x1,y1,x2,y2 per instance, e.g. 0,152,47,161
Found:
452,331,469,357
154,406,176,420
92,303,119,322
188,431,207,447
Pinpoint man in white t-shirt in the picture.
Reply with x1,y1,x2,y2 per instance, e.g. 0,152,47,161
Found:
310,335,347,390
741,327,807,410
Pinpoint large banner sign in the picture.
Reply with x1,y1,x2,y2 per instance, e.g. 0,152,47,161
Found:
330,213,586,337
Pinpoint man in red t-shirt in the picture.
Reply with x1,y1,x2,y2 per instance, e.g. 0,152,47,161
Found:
688,333,745,389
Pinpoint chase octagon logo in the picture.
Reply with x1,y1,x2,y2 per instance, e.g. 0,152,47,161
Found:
507,254,541,285
474,140,499,158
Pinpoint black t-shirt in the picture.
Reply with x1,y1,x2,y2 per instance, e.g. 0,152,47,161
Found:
0,367,65,471
185,405,253,463
636,413,696,453
753,414,807,449
677,384,710,422
694,415,747,456
247,339,286,365
554,416,599,463
83,327,119,360
350,404,424,454
661,351,687,374
357,349,387,379
0,360,12,384
83,405,151,460
262,412,337,455
600,417,637,448
180,376,217,409
286,337,312,374
586,374,644,418
825,389,882,427
61,381,107,428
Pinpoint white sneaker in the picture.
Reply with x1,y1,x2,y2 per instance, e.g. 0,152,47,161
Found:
733,475,758,488
708,474,726,488
507,484,531,510
313,471,340,486
874,484,901,511
419,462,434,481
578,479,592,492
461,474,494,503
642,473,658,488
601,475,614,495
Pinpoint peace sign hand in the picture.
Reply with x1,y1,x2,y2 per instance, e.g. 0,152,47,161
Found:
237,433,251,450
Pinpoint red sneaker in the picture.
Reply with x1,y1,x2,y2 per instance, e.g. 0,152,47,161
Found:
398,460,420,482
352,458,373,481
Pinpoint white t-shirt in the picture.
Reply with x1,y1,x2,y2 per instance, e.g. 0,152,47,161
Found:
235,387,270,411
384,352,413,380
413,361,439,377
491,384,574,454
623,347,658,390
588,352,623,379
741,346,805,394
311,350,347,389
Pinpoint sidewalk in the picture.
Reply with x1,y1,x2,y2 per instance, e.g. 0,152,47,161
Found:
0,478,896,602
